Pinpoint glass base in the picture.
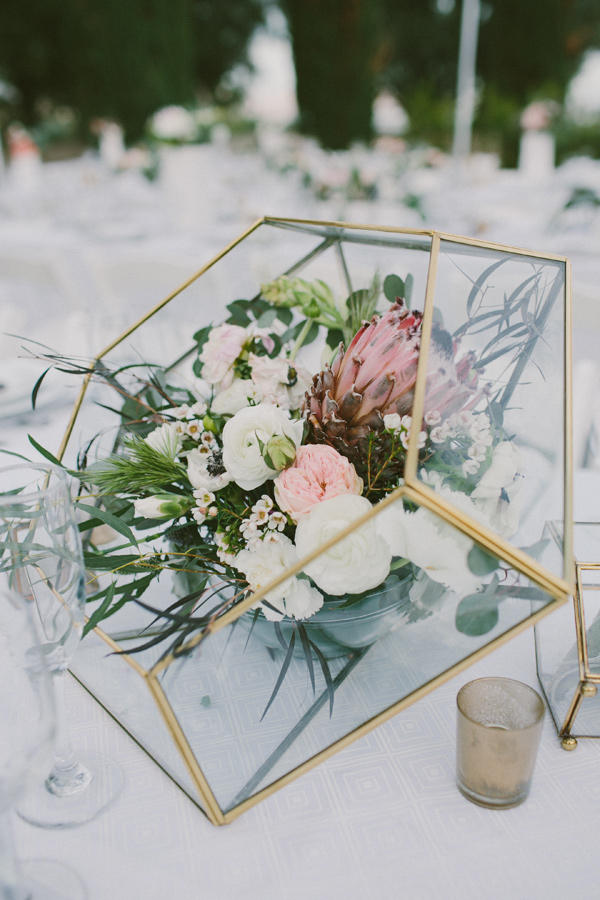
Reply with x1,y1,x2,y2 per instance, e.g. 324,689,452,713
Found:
457,781,529,810
20,859,86,899
16,752,124,829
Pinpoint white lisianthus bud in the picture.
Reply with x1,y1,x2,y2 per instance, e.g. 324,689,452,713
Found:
133,493,192,519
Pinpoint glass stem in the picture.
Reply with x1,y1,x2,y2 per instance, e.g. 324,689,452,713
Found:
45,671,91,798
0,810,24,900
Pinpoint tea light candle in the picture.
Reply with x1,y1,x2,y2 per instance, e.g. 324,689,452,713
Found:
456,677,545,809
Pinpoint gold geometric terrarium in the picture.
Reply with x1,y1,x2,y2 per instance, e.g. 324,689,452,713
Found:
56,218,574,825
535,522,600,748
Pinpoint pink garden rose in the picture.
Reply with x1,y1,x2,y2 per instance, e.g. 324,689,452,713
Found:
274,444,363,521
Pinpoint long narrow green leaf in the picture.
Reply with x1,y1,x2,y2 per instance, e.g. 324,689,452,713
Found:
83,581,115,636
309,639,335,716
298,623,315,695
27,435,64,468
77,501,137,547
31,367,51,410
261,629,296,720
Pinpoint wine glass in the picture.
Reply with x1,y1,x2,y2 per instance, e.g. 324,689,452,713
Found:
0,587,85,899
0,462,123,828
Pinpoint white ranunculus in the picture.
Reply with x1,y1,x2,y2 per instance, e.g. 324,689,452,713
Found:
294,494,392,596
222,403,304,490
186,448,231,492
211,379,258,416
144,422,182,459
199,323,247,387
378,499,480,595
471,441,522,537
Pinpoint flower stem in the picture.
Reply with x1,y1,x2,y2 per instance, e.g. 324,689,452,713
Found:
289,319,314,362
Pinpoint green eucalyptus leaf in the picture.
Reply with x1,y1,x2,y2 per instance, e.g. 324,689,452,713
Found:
467,545,499,576
455,589,500,636
383,274,405,303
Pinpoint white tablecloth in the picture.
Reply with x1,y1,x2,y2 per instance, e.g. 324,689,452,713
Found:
6,391,600,900
2,159,600,899
12,630,600,900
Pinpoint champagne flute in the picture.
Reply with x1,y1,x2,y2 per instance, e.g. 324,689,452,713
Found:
0,587,85,899
0,462,123,828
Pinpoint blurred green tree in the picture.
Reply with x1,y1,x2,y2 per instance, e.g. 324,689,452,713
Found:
283,0,382,149
0,0,264,142
379,0,600,157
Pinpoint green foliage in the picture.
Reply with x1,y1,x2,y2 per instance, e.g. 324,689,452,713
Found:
455,577,501,636
0,0,263,141
379,0,600,154
283,0,382,149
191,0,265,98
85,437,188,496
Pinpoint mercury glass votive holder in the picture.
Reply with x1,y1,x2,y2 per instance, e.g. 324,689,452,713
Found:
456,677,545,809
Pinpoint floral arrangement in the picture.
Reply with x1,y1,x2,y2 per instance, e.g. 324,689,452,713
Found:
38,266,532,714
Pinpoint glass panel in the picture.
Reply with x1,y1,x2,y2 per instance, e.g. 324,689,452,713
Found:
150,491,557,813
415,241,567,579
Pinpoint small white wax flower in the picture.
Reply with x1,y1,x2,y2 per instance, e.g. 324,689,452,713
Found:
252,495,273,514
462,459,480,477
424,410,441,426
430,426,448,444
186,421,203,439
383,413,402,431
193,489,215,507
270,512,287,532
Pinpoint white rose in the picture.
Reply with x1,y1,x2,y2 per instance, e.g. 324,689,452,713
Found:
144,422,181,459
186,447,231,492
199,324,247,386
211,379,258,416
222,402,304,491
295,494,391,596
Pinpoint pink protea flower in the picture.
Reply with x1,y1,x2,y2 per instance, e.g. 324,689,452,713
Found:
303,301,423,464
274,444,363,521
